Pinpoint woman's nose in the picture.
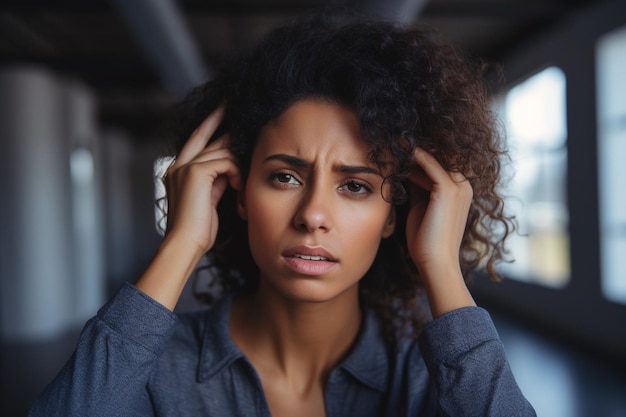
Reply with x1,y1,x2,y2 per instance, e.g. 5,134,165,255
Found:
292,182,334,233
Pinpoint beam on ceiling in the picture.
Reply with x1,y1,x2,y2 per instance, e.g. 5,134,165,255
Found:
363,0,430,25
110,0,208,95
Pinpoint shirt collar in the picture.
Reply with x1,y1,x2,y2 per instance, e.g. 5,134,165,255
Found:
337,308,391,392
196,296,392,392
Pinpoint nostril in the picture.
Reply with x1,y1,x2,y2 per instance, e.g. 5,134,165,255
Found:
292,185,333,232
293,210,331,233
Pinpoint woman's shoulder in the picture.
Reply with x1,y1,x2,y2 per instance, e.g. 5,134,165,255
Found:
152,296,239,383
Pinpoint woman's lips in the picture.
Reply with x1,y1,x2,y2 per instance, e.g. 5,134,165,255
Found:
282,246,338,276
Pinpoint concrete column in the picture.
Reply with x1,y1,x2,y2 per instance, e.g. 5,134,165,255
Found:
0,67,73,341
63,80,105,326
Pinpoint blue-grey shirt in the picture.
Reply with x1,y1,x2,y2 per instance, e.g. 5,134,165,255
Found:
29,283,535,416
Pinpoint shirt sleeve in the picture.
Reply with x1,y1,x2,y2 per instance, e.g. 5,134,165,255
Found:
418,306,536,417
28,283,178,417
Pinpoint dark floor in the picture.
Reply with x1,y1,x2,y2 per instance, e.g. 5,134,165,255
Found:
490,312,626,417
2,309,626,417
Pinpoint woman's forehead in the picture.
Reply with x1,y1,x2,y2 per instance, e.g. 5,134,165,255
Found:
253,99,375,163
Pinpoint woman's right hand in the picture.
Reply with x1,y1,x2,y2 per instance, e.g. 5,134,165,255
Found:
135,107,241,310
164,106,242,255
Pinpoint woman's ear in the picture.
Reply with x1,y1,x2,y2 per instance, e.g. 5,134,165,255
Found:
382,207,396,238
236,189,248,221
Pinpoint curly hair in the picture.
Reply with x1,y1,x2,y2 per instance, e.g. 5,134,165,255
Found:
160,10,514,341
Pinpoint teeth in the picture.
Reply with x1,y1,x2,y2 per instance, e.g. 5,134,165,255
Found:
294,254,328,261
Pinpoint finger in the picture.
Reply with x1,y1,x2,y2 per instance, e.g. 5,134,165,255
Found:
182,143,243,191
174,106,225,168
188,157,243,192
407,166,433,192
200,133,230,153
211,175,230,207
166,136,232,180
412,147,458,186
165,154,242,216
187,145,236,166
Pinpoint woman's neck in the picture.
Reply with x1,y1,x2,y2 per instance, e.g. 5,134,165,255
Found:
229,281,362,389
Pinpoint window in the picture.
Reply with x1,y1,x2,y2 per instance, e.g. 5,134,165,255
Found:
493,67,570,287
597,24,626,305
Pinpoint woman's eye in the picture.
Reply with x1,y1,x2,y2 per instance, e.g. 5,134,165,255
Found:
341,181,372,194
271,173,299,185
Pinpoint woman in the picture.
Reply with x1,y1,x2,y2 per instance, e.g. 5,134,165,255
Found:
30,11,535,417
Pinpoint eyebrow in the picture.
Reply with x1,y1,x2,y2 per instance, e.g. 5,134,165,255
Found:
264,154,381,176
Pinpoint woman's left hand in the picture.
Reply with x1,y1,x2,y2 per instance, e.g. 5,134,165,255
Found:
405,147,475,316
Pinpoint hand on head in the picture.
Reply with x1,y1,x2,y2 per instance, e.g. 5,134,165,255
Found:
405,148,475,316
164,106,242,255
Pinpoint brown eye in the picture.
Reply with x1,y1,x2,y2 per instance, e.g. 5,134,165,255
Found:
270,172,300,185
340,180,372,195
347,182,363,192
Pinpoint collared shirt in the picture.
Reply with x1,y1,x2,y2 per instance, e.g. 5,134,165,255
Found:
29,283,535,416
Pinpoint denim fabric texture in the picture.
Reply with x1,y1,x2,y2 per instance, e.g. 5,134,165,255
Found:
29,283,536,416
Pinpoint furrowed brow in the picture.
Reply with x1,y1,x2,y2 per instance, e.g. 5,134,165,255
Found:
335,165,381,176
264,154,310,168
263,154,381,176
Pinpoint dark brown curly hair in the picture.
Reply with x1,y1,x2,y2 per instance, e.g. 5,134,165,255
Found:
160,10,514,342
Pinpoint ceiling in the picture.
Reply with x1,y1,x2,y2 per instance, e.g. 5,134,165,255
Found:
0,0,596,141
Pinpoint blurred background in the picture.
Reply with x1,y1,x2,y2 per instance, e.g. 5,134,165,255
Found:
1,0,625,416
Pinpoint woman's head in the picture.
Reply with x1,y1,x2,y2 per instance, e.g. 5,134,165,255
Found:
239,99,397,305
164,10,513,337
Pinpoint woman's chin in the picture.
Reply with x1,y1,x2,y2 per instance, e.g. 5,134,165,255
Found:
259,277,360,305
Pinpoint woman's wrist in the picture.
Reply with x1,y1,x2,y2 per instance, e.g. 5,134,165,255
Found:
419,262,476,318
135,235,206,311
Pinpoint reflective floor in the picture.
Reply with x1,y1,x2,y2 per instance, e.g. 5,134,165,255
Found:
491,313,626,417
2,309,625,416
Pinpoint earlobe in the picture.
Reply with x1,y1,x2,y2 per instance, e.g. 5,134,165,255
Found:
236,190,248,221
382,207,396,238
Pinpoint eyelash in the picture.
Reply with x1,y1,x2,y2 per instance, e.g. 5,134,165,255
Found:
269,172,373,195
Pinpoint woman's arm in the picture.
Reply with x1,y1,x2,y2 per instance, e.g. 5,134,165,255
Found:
418,307,536,416
136,106,241,310
28,284,177,417
29,107,240,415
405,148,535,415
405,147,475,318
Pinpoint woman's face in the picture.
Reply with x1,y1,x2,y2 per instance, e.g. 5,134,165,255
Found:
239,99,395,304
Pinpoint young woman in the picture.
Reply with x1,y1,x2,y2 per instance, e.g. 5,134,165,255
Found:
30,11,535,417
